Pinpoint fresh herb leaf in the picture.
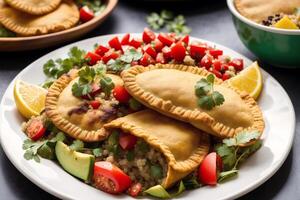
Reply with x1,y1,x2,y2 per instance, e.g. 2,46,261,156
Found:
37,143,55,159
150,165,163,179
0,25,16,37
136,140,150,153
182,177,201,189
100,76,114,97
108,130,119,146
195,74,225,110
92,148,103,157
147,12,165,30
126,150,135,161
72,82,92,97
69,140,84,151
166,15,191,34
144,185,171,199
223,130,261,146
216,144,236,170
218,169,238,183
173,181,186,197
76,0,106,13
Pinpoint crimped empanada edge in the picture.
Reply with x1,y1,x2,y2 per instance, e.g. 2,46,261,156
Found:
45,73,109,142
104,117,210,173
121,63,265,139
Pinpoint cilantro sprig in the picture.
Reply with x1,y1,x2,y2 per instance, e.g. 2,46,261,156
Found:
146,10,191,34
195,74,225,110
107,48,142,73
75,0,106,13
43,47,88,87
72,64,114,98
216,130,262,182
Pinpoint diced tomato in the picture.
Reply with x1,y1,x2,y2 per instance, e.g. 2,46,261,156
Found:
229,58,244,71
190,43,207,60
26,119,46,141
79,6,94,22
209,49,223,58
200,54,213,69
212,60,222,71
152,39,164,52
102,50,120,64
142,28,156,44
156,52,166,64
162,46,172,60
139,52,155,66
95,45,110,56
93,162,132,194
222,73,231,81
128,183,142,197
113,86,131,103
129,38,143,48
144,45,157,58
179,35,189,45
85,52,102,65
198,152,223,186
158,33,174,46
222,64,229,71
119,132,137,150
171,42,186,62
90,100,101,109
212,69,222,78
121,33,130,45
108,36,123,52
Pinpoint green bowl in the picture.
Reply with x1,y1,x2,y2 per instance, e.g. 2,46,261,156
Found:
227,0,300,68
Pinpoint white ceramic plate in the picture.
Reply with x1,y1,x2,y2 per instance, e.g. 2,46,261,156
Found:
0,34,295,200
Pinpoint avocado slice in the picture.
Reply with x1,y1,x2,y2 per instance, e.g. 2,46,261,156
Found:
55,141,95,181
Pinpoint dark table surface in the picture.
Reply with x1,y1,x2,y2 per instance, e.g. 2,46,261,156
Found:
0,1,299,199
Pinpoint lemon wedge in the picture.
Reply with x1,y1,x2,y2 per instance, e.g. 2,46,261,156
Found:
228,62,263,100
14,80,47,119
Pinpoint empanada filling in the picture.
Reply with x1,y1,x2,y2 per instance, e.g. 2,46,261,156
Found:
96,129,168,190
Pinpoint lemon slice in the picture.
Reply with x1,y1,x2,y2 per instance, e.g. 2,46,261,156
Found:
14,80,47,119
228,61,263,100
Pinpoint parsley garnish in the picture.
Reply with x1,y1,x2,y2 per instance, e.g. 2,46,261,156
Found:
23,132,66,162
76,0,106,13
215,130,262,182
146,10,191,34
71,64,114,98
107,48,142,73
195,74,225,110
0,25,16,37
43,47,88,80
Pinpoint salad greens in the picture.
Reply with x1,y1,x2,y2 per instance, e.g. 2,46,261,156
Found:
147,10,191,34
195,74,225,110
216,131,262,182
144,181,187,199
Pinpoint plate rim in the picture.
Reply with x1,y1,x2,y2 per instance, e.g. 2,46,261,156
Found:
0,34,296,200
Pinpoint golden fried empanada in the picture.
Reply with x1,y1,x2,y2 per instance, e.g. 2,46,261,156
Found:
104,109,210,189
5,0,61,15
121,64,264,139
45,73,123,142
0,0,79,36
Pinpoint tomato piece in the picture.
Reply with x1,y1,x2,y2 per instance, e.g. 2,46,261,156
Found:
139,52,155,66
153,39,164,52
90,100,101,109
200,54,213,70
158,33,174,46
222,73,231,81
93,161,132,194
190,43,207,60
156,52,166,64
85,52,102,65
162,46,172,61
198,152,223,186
212,60,222,71
95,45,110,56
26,119,46,141
209,49,223,58
143,28,156,44
129,38,143,48
119,132,138,150
79,6,94,22
171,42,186,62
113,86,131,103
109,36,123,52
128,183,142,197
121,33,130,45
102,50,120,64
229,58,244,71
212,69,222,78
144,44,157,58
179,35,189,45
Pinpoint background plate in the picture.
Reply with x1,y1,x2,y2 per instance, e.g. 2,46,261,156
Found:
0,34,295,200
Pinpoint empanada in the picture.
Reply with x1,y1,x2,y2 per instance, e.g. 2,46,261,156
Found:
103,109,210,189
0,0,79,36
4,0,61,15
121,64,264,139
235,0,300,22
45,72,124,142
